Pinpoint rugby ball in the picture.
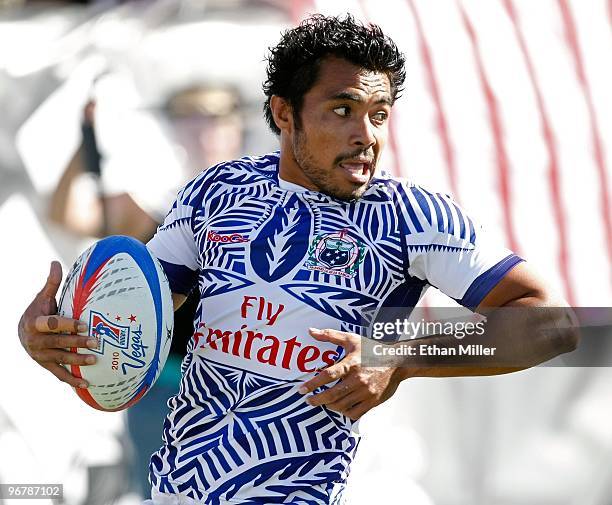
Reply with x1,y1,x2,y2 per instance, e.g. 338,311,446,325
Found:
58,236,174,412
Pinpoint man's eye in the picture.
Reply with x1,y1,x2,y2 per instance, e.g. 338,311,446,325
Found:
333,106,350,117
372,112,388,123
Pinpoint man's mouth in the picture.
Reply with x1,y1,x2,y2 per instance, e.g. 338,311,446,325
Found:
338,160,372,184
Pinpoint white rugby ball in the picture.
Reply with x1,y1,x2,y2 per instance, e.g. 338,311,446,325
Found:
58,235,174,411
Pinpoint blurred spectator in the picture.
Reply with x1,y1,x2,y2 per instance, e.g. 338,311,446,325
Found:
48,83,243,243
165,85,242,176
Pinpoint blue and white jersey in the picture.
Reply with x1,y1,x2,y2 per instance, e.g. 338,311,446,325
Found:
146,152,522,504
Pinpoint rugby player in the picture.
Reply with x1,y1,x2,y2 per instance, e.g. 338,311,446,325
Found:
18,14,578,504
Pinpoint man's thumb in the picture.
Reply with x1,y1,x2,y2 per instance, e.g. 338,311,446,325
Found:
40,261,63,298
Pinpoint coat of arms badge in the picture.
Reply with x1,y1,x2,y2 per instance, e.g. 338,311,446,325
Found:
305,229,366,278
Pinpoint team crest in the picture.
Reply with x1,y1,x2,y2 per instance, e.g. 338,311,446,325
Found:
89,311,130,353
305,230,366,278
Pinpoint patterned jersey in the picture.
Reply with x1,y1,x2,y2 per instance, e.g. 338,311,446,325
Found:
146,152,522,504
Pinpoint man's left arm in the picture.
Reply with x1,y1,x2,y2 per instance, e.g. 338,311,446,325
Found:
393,261,579,379
300,262,579,419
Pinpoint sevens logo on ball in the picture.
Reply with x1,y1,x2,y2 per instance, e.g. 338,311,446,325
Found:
89,310,149,375
89,311,130,353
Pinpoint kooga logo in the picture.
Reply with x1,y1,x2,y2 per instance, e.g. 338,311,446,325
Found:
207,231,249,243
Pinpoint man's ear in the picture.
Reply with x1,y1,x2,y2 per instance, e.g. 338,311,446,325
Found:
270,95,294,135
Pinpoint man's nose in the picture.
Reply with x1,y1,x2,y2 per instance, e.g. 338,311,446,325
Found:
351,117,376,148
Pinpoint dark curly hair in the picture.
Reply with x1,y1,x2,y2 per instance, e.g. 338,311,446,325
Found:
263,14,406,135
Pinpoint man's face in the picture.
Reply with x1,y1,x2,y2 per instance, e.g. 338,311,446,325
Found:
291,56,392,200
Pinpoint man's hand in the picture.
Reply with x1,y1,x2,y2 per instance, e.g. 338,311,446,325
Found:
18,261,99,389
298,328,403,420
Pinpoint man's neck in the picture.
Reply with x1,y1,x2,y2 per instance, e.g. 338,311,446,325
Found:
277,144,319,191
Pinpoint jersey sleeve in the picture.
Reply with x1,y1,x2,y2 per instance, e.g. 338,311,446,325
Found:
146,186,200,295
399,183,524,308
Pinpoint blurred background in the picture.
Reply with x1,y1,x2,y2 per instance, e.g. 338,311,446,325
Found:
1,0,611,504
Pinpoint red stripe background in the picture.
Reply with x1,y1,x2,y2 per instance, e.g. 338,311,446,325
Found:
503,0,576,305
557,0,612,265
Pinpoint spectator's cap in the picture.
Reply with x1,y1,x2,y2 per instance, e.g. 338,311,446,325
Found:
165,85,241,118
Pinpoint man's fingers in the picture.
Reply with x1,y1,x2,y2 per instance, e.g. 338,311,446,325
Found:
39,261,63,299
299,362,348,394
42,363,89,389
326,390,365,414
33,315,87,335
26,333,98,352
33,349,97,367
308,327,357,347
306,378,360,407
344,401,373,421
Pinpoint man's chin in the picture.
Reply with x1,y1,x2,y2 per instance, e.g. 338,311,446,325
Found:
323,181,370,201
300,165,373,201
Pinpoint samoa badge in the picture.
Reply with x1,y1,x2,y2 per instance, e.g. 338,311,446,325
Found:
305,229,366,278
